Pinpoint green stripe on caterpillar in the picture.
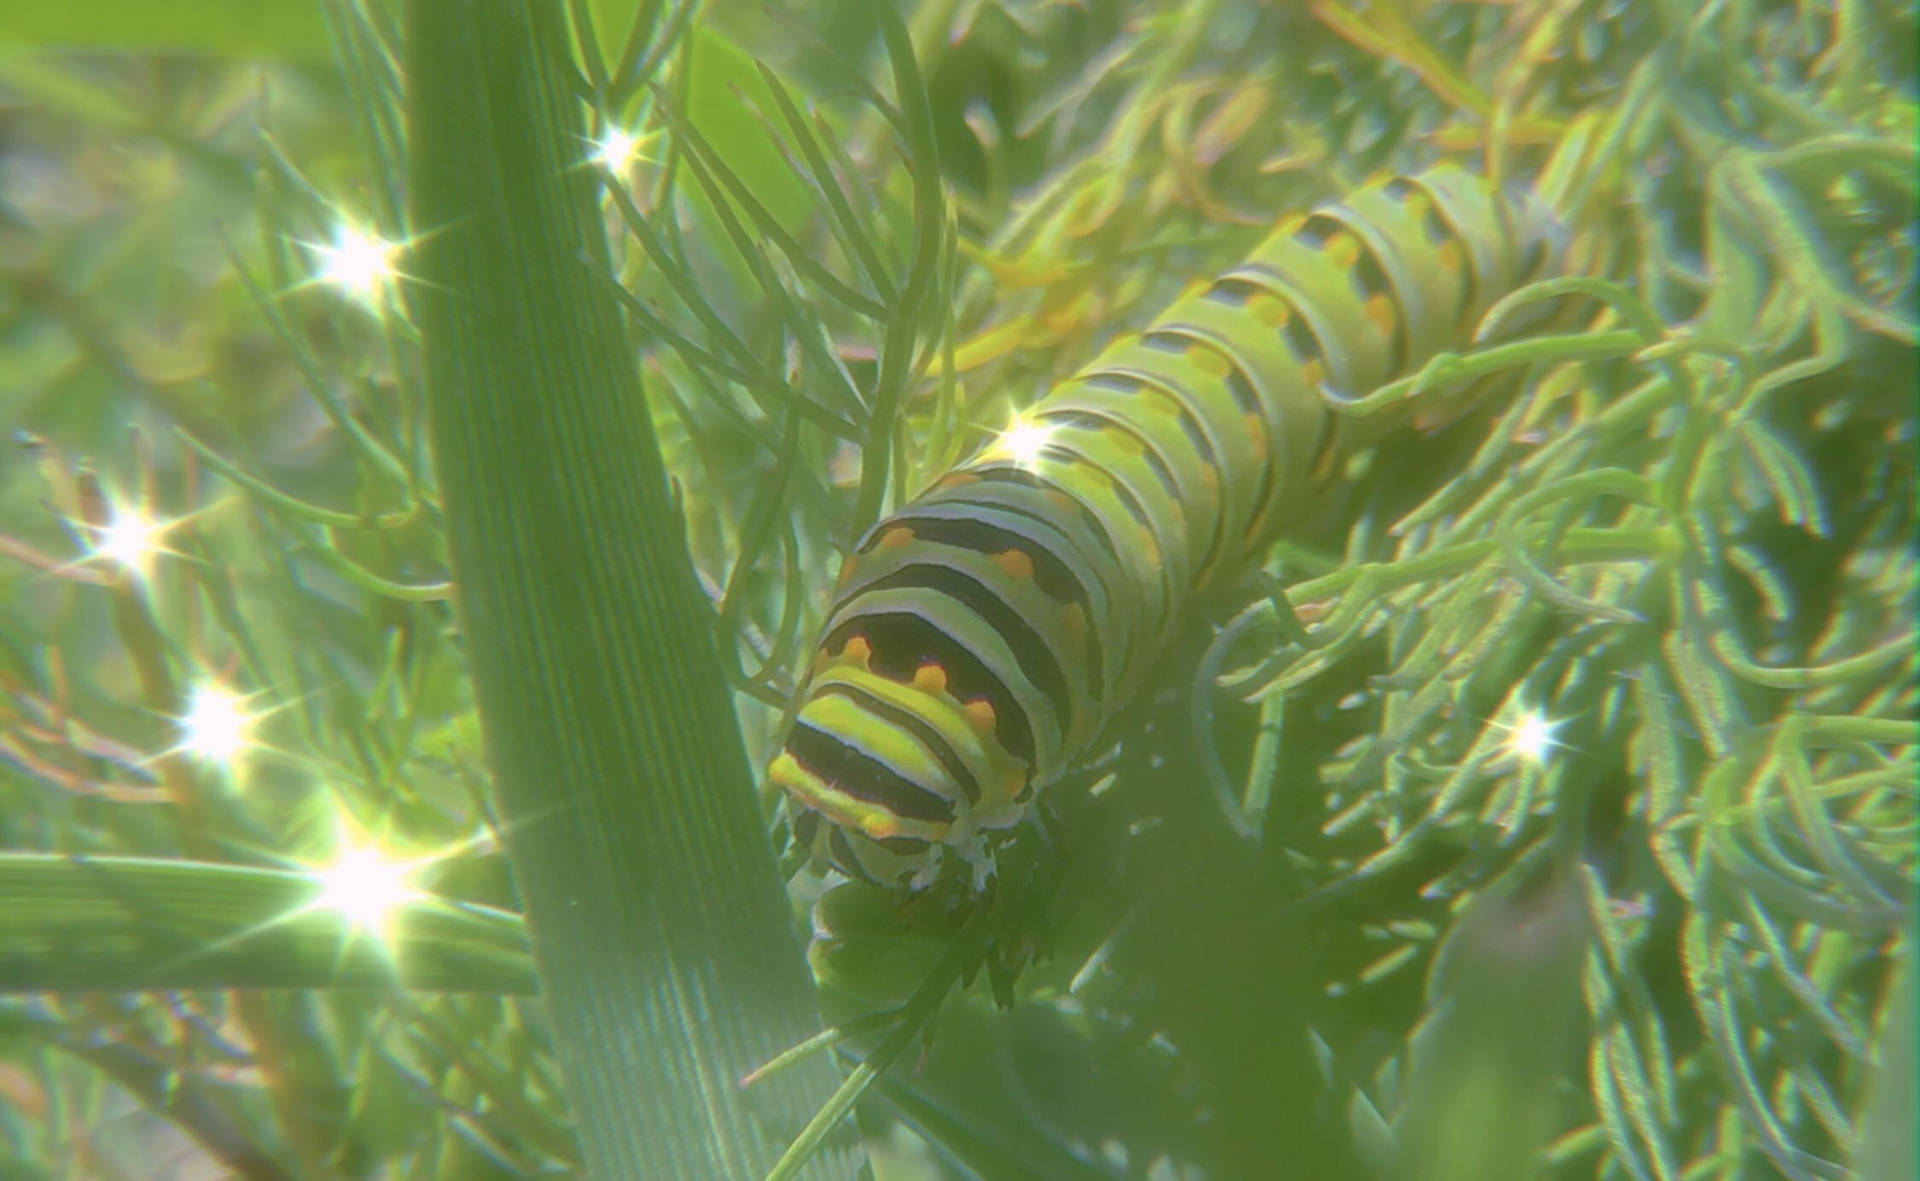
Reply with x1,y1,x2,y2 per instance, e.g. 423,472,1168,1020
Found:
769,166,1567,890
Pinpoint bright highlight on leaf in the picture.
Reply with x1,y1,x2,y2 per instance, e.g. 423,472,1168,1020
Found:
993,413,1057,472
1500,708,1562,765
313,844,420,934
310,224,399,303
177,682,256,766
591,126,643,173
90,502,168,579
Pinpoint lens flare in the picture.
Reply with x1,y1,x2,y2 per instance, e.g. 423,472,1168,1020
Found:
90,503,168,579
310,224,399,304
313,844,421,935
1499,708,1562,766
591,126,642,173
993,413,1057,473
177,682,257,767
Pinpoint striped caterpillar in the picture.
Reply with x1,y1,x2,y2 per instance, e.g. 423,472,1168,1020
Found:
770,167,1566,890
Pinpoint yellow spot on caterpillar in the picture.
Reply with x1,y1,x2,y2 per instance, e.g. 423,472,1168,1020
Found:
1312,434,1342,481
912,664,948,695
841,635,872,667
1328,232,1361,269
1250,292,1289,328
1364,293,1396,337
1061,602,1087,644
1244,503,1272,543
993,548,1035,581
1009,770,1033,803
1435,241,1464,273
862,813,902,839
1245,415,1269,458
962,699,997,735
879,525,915,549
1188,343,1230,378
1301,359,1326,387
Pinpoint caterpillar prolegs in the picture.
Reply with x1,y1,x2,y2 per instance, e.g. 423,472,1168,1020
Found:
769,166,1566,890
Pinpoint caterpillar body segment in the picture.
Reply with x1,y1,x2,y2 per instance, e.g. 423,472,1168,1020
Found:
769,166,1568,890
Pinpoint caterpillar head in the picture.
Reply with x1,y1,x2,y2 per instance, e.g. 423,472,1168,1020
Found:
769,636,1032,892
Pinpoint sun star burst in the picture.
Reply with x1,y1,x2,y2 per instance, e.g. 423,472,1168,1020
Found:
309,223,400,304
1499,708,1563,766
90,502,171,579
994,413,1057,472
313,844,422,936
176,682,258,767
591,126,643,173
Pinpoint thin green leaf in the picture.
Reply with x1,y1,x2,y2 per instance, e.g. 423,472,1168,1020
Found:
0,852,532,994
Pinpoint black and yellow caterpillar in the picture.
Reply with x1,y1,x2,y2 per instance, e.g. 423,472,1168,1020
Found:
770,167,1566,890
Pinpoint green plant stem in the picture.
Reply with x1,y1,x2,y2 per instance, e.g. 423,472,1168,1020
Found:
404,2,844,1176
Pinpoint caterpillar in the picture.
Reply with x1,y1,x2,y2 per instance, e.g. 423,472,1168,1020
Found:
770,166,1566,891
